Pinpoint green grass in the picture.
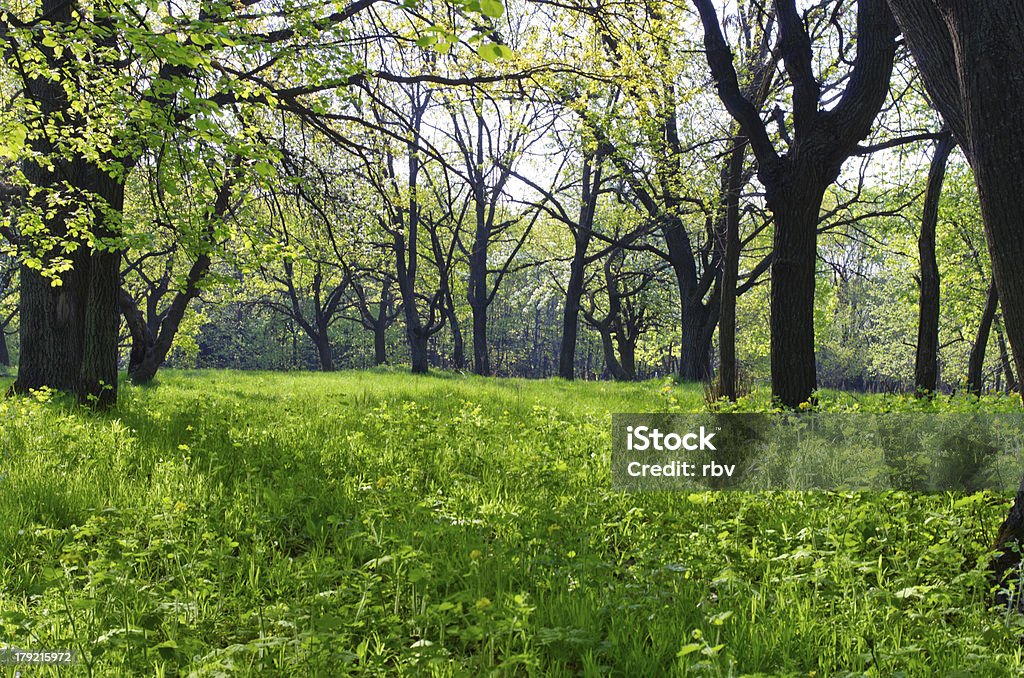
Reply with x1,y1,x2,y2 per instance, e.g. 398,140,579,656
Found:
1,370,1023,676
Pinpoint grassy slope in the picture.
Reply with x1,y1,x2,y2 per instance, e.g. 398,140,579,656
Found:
1,370,1022,676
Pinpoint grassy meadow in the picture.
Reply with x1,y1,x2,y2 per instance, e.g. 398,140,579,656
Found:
1,370,1024,675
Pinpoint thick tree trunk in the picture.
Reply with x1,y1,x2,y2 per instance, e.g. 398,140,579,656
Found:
887,1,1024,596
11,0,124,407
315,334,334,372
0,327,8,367
408,329,429,374
373,321,387,366
16,211,122,408
966,278,999,396
769,186,824,408
616,334,636,381
679,297,715,382
888,1,1024,387
915,133,955,395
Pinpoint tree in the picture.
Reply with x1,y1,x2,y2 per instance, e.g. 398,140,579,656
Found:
119,153,240,384
442,90,550,375
694,0,899,406
887,2,1024,381
0,252,15,367
914,132,955,394
0,0,507,405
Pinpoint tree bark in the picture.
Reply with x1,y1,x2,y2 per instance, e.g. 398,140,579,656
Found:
915,133,955,395
695,0,898,408
408,330,429,374
559,233,589,380
678,296,715,382
888,1,1024,387
558,151,603,380
10,0,126,407
315,333,334,372
716,136,748,400
768,179,824,407
16,199,123,408
373,320,387,366
469,296,490,376
997,322,1017,392
966,278,999,396
598,327,627,381
0,327,8,367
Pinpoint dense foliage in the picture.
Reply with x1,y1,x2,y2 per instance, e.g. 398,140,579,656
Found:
2,372,1023,675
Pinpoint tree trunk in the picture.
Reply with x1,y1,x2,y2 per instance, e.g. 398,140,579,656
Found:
446,297,464,370
997,323,1017,392
119,288,152,374
717,136,748,400
0,327,8,367
559,235,588,380
679,296,715,382
660,213,719,383
616,333,636,381
470,300,489,376
888,1,1024,388
598,327,627,381
373,320,387,366
315,334,334,372
915,133,955,395
695,0,897,408
11,0,124,407
408,329,429,374
769,185,824,408
16,215,122,408
967,278,999,396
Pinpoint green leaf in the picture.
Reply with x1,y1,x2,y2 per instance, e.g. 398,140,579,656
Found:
477,42,513,63
480,0,504,18
677,643,702,658
0,122,28,160
254,162,276,178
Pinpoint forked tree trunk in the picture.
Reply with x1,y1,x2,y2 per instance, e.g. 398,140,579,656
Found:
695,0,898,408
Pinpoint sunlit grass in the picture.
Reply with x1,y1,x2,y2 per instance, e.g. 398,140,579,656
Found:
0,370,1022,675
